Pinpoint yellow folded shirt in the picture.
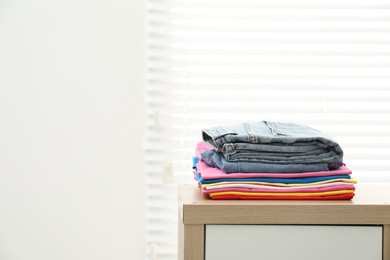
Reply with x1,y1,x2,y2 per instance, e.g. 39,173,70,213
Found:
202,178,357,188
208,189,354,198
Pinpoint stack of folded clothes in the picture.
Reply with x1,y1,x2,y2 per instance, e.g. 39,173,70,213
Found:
192,121,357,200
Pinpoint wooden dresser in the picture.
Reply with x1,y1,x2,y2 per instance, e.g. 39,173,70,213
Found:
178,184,390,260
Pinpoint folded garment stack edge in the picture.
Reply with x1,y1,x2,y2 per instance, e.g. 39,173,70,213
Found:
192,121,356,200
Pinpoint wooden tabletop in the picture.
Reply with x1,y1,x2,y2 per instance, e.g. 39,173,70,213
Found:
178,184,390,225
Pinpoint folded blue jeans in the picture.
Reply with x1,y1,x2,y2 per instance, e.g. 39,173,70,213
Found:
200,149,332,173
202,121,343,171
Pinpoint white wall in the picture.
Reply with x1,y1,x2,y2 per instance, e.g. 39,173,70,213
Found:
0,0,145,259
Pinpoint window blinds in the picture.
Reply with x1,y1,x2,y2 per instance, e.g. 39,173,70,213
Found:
145,0,390,259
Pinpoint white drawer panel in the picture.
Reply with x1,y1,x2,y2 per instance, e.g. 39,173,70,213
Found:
205,225,382,260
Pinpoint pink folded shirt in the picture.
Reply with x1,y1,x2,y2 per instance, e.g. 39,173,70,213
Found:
211,194,355,200
202,184,355,195
204,182,355,190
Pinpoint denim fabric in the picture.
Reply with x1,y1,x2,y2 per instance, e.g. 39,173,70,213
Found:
200,149,330,173
202,121,343,170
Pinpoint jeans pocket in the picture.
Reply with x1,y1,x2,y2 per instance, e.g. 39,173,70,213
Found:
264,120,289,137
